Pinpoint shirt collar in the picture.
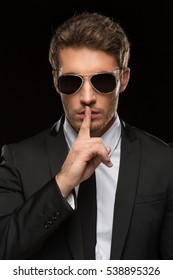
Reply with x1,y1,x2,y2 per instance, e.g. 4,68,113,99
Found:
63,115,121,153
101,115,121,155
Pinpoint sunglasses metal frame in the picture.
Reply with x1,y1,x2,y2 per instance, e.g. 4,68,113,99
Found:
57,67,120,95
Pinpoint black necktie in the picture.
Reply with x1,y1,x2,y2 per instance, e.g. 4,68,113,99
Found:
77,172,97,259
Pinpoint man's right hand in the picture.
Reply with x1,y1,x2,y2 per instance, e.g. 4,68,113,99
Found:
56,106,112,197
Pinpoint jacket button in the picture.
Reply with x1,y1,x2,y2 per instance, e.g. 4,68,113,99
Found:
44,223,50,228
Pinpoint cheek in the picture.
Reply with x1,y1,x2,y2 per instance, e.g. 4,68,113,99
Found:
60,97,70,117
60,96,74,112
61,95,71,108
105,94,118,118
102,93,117,110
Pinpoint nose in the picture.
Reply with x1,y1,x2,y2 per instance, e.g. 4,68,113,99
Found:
79,78,96,106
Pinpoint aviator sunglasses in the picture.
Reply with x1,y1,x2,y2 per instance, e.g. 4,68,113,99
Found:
57,68,120,95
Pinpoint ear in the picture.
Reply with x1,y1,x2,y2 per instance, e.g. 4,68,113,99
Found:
119,67,130,93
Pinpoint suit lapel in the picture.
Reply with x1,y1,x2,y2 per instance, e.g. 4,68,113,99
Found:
46,116,84,259
46,116,69,177
110,122,141,259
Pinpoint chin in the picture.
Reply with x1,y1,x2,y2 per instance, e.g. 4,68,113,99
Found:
90,124,105,137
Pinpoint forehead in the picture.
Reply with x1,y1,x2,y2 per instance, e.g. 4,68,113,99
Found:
59,47,117,73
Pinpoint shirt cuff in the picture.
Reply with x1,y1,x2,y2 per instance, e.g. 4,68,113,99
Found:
66,192,75,209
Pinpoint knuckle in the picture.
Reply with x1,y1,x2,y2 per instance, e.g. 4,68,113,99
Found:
72,142,79,152
95,137,103,144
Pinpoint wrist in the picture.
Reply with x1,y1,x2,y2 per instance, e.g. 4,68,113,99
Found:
55,174,73,198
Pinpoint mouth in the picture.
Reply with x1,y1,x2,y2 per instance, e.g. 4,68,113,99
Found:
77,109,100,120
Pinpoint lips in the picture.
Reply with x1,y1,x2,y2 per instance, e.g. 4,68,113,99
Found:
77,109,100,120
90,110,100,119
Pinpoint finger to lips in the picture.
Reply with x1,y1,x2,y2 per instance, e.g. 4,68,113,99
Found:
77,106,113,167
78,106,91,138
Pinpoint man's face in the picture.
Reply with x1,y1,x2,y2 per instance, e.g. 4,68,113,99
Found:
54,47,128,137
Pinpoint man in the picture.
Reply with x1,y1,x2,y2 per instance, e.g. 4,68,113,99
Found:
0,12,173,260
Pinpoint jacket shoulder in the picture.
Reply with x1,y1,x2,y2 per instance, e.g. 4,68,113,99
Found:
122,121,170,149
4,118,63,151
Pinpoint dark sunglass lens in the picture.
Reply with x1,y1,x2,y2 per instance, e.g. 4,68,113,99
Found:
58,75,82,95
91,73,116,93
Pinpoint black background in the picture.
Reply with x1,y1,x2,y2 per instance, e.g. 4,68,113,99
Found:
1,0,173,150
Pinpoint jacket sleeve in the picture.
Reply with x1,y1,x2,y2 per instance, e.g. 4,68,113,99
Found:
0,144,75,259
160,182,173,259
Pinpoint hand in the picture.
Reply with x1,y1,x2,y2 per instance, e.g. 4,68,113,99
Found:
56,106,112,197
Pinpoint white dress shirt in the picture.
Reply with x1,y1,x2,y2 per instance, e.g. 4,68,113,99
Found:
63,115,121,260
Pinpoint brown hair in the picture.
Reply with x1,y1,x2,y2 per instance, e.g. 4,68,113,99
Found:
49,12,130,70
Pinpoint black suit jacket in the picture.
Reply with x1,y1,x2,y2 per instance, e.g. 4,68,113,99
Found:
0,116,173,259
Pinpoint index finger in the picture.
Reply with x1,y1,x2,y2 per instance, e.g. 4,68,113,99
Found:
78,106,91,138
